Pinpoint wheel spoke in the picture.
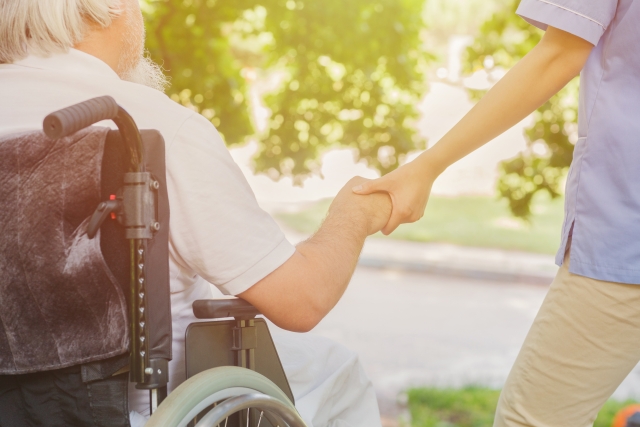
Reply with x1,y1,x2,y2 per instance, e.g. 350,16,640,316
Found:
257,411,263,427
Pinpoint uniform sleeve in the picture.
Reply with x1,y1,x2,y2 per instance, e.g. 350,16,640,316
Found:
166,113,295,295
516,0,619,45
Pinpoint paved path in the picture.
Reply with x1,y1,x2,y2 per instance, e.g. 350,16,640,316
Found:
278,224,559,285
360,238,557,284
306,266,640,423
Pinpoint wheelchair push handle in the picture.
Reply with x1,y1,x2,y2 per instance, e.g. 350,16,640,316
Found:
43,96,145,171
43,96,119,139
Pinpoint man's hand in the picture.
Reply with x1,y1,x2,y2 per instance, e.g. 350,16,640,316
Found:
239,177,391,332
328,176,392,235
351,162,436,235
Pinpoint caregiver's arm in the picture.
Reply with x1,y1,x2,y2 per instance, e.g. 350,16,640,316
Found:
353,26,594,234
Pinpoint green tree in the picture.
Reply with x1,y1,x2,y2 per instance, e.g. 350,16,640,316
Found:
142,0,430,181
465,0,579,218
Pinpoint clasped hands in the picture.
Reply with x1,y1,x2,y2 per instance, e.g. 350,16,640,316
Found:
328,155,437,236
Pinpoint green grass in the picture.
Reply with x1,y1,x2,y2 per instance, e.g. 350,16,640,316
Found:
408,387,501,427
275,194,565,254
407,387,636,427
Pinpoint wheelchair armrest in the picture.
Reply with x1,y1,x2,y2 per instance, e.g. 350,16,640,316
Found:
193,298,261,320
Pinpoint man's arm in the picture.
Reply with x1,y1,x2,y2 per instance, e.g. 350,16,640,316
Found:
239,177,391,332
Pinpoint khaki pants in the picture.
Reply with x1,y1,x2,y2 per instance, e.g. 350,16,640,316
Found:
495,254,640,427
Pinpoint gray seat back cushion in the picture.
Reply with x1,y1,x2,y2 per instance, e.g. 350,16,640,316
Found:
0,127,129,374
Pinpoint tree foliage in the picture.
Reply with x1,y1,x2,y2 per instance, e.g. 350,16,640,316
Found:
465,0,579,218
142,0,430,181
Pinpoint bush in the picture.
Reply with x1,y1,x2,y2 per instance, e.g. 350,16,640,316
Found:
407,386,637,427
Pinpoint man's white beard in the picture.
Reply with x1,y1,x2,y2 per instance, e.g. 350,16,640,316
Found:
118,3,169,93
122,55,170,93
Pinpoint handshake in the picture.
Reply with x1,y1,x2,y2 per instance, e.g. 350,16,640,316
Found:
326,176,393,237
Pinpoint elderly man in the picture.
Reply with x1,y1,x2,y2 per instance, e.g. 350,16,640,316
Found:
0,1,391,426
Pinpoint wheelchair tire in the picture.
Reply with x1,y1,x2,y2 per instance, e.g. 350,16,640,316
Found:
146,366,303,427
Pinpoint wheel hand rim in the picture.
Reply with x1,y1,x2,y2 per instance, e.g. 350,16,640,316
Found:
193,393,306,427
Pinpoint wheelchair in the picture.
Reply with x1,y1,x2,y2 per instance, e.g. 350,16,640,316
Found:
0,96,307,427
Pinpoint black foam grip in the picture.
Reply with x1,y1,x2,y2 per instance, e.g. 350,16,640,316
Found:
43,96,119,139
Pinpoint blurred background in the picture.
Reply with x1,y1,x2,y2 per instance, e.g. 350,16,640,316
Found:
141,0,638,425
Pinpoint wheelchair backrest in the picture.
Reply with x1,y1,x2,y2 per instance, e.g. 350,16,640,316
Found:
0,104,171,385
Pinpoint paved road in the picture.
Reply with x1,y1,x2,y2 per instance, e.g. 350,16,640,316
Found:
307,266,640,422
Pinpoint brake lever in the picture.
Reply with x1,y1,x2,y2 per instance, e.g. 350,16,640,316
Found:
86,199,122,239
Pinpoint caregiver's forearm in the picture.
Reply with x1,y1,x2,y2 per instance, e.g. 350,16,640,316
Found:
418,26,593,175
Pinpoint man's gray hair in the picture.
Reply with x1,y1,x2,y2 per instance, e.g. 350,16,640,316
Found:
0,0,122,63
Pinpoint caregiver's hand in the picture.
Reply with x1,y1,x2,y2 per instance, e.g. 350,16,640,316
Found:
351,154,441,234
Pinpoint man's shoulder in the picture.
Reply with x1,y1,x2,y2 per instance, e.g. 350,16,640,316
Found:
0,65,205,142
108,81,202,142
116,82,228,150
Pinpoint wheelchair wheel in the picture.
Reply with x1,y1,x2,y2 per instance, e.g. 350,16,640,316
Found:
146,366,307,427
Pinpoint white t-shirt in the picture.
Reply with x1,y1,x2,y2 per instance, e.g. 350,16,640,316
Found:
0,49,295,296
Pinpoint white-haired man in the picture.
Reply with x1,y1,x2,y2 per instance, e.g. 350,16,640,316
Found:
0,1,391,426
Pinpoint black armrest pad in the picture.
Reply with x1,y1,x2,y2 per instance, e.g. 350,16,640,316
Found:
193,298,261,320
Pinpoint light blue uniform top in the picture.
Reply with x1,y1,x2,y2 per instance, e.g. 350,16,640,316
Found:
516,0,640,284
